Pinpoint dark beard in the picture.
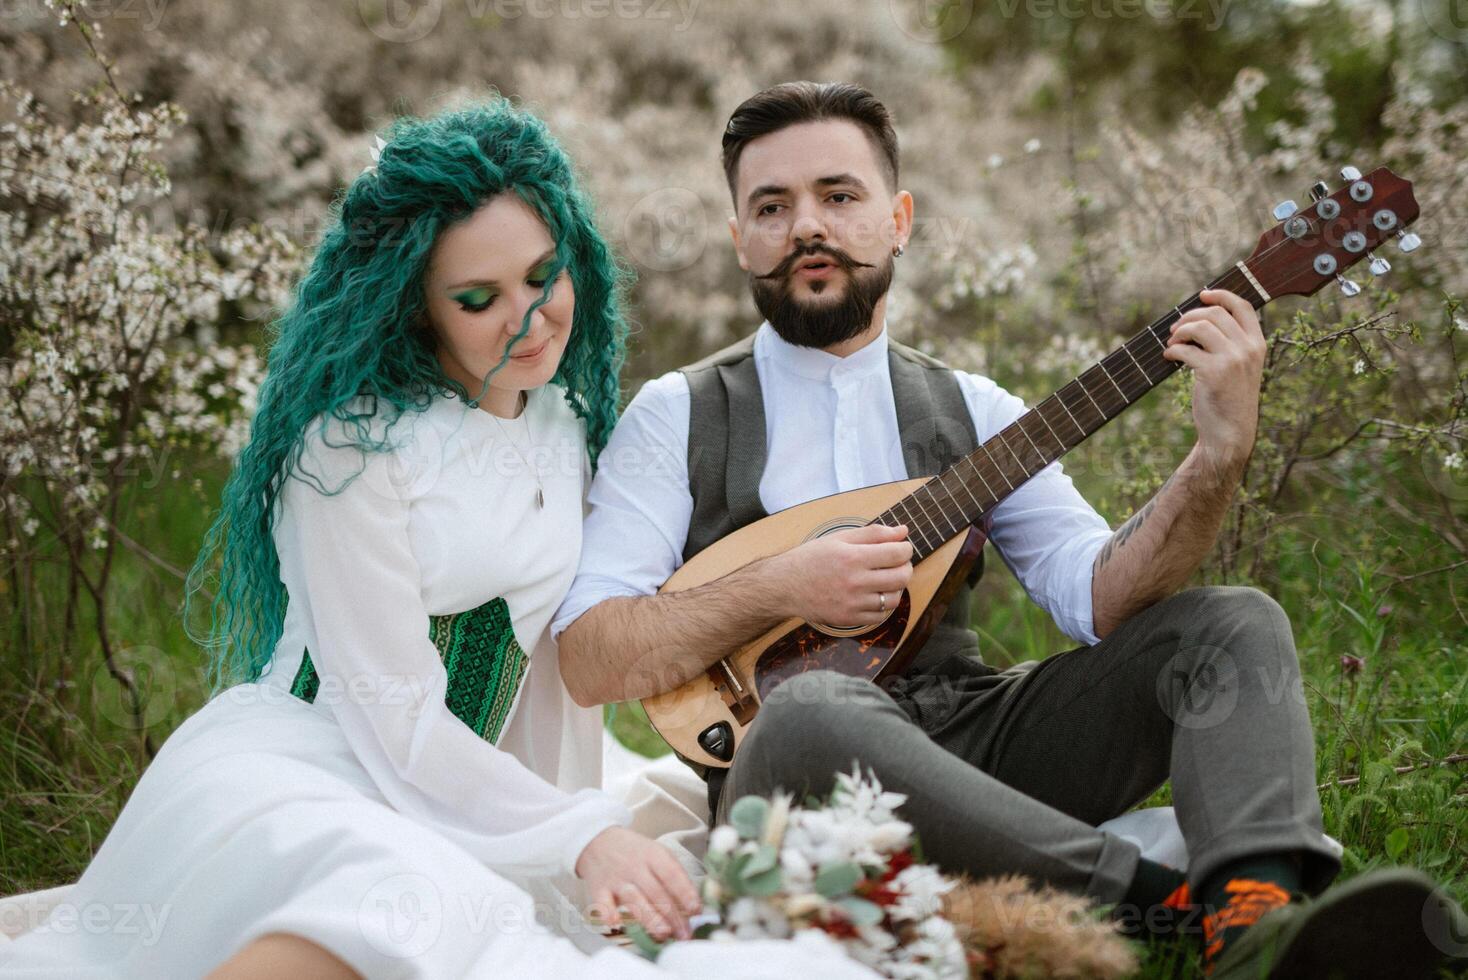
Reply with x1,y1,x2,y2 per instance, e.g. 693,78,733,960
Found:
749,244,893,349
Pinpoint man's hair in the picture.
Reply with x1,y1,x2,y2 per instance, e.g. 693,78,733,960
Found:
720,81,899,203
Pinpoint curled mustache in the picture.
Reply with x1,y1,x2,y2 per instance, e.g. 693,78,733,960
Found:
756,243,875,281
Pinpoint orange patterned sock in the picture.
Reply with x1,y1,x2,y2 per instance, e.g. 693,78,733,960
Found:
1201,878,1292,974
1163,880,1192,910
1113,861,1195,941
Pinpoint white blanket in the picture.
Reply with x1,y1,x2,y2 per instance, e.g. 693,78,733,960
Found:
0,734,1344,949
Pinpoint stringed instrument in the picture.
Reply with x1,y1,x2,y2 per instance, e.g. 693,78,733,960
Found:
641,165,1421,769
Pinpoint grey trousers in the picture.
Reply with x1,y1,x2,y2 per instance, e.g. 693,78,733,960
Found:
710,586,1343,904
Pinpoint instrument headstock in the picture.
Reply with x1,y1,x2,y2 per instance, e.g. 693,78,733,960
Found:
1246,166,1420,300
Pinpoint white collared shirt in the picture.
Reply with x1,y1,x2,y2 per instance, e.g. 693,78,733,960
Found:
552,321,1114,648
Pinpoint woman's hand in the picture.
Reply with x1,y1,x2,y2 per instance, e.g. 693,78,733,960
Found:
575,825,702,941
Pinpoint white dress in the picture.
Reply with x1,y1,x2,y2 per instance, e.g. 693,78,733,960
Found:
0,384,879,979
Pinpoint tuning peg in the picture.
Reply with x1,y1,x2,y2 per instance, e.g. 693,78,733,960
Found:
1396,230,1421,252
1337,275,1361,297
1368,252,1391,276
1340,165,1362,181
1272,199,1298,220
1310,181,1330,202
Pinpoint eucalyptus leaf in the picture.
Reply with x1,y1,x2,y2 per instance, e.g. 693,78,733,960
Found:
729,795,770,840
742,842,779,877
815,861,863,898
623,920,666,960
724,851,751,891
836,896,884,927
742,865,785,897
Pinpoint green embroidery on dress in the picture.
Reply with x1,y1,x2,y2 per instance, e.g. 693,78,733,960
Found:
289,596,530,744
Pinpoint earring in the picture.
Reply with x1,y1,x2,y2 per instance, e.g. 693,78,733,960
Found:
892,243,906,257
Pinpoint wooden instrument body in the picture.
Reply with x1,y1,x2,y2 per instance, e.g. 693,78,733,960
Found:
640,477,985,768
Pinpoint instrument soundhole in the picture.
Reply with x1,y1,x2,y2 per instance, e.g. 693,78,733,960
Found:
805,517,901,636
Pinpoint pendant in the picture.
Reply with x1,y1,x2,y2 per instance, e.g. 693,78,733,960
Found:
536,486,545,509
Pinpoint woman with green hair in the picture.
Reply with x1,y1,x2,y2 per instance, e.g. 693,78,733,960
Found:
0,102,875,979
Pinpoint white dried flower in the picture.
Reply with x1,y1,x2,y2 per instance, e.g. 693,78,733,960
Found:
708,824,739,857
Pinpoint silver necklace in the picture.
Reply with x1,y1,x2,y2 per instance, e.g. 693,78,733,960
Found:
485,390,545,509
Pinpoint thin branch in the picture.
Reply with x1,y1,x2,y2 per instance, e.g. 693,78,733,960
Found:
65,5,128,105
1320,754,1468,790
1296,418,1376,462
1390,558,1468,585
1280,310,1401,353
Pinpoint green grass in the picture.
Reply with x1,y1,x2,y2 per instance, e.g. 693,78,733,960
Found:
3,456,1465,977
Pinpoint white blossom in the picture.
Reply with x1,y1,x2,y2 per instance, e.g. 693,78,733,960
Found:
708,825,739,857
1,33,293,589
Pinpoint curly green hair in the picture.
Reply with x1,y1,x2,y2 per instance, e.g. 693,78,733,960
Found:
185,99,632,694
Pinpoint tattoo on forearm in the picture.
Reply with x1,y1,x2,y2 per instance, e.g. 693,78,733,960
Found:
1093,472,1175,572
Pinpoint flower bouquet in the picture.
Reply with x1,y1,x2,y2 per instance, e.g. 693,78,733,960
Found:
697,766,969,978
625,764,1137,979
